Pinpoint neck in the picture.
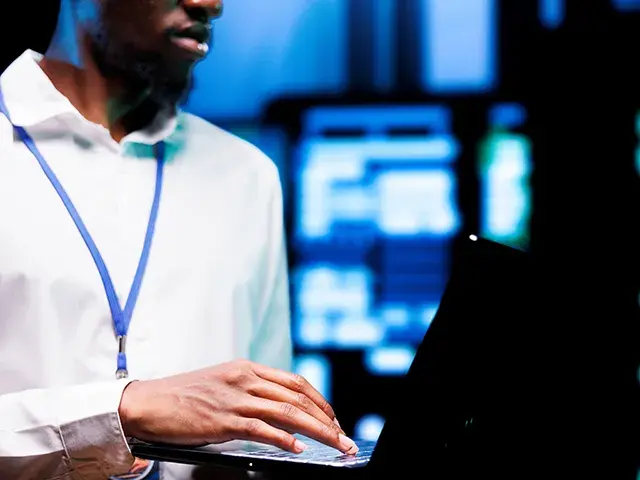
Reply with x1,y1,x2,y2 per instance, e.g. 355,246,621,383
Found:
40,37,151,143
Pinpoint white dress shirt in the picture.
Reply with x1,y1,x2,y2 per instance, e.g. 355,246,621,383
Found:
0,50,292,480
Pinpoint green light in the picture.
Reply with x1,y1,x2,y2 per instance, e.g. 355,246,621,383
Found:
478,133,532,250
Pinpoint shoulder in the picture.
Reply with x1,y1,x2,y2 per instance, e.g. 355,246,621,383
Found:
177,112,280,188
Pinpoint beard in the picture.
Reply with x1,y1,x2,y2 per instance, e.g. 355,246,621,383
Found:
87,24,194,108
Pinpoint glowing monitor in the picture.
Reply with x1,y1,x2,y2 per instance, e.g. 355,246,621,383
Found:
292,106,461,374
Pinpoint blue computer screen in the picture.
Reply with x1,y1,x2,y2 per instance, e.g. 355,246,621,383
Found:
291,104,459,387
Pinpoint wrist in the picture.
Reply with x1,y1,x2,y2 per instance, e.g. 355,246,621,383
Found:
118,380,145,438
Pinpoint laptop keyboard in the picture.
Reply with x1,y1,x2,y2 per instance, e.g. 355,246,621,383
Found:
220,436,376,467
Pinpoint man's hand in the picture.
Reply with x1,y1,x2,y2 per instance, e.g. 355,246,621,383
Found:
118,360,358,455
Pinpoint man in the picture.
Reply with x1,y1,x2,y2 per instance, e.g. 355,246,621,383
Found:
0,1,358,479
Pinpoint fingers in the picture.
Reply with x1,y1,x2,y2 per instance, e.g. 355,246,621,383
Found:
234,418,308,454
252,364,338,425
247,379,345,435
235,362,357,454
246,397,358,455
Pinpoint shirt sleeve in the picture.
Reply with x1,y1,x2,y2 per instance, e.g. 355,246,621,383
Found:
249,162,293,372
0,380,135,480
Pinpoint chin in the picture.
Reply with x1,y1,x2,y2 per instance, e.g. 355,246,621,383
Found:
148,74,192,107
165,70,197,104
120,56,192,106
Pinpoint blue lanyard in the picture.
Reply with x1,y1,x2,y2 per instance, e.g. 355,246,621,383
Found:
0,87,165,379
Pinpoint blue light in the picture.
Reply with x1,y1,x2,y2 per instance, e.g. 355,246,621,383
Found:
376,169,459,236
379,305,410,327
293,106,459,354
612,0,640,11
421,0,497,93
184,0,348,120
372,0,396,92
295,266,373,317
539,0,565,29
334,319,386,347
294,135,460,240
364,346,416,375
303,105,453,135
354,415,385,441
295,314,331,348
294,265,387,348
420,304,439,327
489,104,527,130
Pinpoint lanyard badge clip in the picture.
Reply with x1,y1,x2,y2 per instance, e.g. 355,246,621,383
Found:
115,335,128,379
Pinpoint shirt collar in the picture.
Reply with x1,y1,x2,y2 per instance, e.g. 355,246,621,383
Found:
0,50,184,148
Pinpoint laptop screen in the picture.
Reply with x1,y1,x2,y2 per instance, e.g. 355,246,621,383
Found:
367,235,540,477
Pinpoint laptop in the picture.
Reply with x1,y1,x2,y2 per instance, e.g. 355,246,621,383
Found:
131,234,550,479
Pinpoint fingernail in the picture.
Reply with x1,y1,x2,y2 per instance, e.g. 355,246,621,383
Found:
294,439,308,453
333,418,341,429
339,434,359,455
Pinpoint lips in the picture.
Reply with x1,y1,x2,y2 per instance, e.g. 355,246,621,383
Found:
170,23,211,57
174,23,210,44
